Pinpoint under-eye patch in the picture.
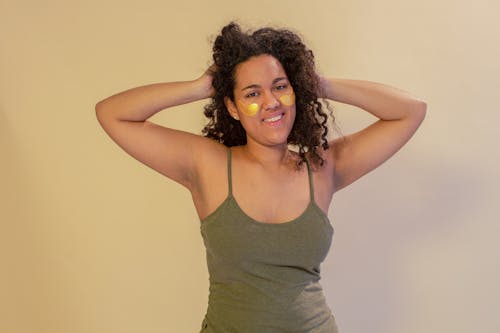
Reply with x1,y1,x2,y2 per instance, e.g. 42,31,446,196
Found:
236,90,295,117
244,103,260,116
278,92,295,106
236,101,261,116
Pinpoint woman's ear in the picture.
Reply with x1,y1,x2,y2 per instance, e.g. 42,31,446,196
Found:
224,97,240,120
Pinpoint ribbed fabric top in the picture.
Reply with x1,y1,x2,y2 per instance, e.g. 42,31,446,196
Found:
199,148,337,333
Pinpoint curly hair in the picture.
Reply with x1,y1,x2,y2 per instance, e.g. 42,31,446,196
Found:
202,22,334,168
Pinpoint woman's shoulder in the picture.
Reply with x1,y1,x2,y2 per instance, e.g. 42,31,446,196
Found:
304,145,335,174
194,137,229,166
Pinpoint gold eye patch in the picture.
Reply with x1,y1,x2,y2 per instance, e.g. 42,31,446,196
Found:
236,100,260,117
244,103,260,116
279,92,295,106
236,91,294,117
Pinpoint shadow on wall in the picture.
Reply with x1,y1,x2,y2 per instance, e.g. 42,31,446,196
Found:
322,147,485,333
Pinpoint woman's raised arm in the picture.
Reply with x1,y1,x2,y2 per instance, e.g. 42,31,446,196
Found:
95,69,217,190
319,77,427,192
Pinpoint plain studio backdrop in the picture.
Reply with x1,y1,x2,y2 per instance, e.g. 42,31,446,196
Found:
1,1,499,332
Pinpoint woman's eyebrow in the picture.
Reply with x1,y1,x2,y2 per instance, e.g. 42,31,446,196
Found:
241,84,260,91
240,77,288,91
273,77,288,84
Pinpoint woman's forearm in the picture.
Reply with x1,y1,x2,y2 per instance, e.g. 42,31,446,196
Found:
319,77,426,120
95,75,213,122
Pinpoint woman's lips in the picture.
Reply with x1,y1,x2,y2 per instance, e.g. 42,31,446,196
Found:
262,112,284,124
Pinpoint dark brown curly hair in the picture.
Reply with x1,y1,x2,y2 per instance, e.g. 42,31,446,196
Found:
202,22,334,168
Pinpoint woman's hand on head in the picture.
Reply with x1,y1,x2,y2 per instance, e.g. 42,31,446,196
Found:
316,74,329,99
196,64,216,98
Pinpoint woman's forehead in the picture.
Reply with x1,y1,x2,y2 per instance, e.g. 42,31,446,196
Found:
234,55,288,88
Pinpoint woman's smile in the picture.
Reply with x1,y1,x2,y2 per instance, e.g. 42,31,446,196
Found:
262,112,285,125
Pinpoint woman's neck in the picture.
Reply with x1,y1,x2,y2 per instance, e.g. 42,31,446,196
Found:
241,141,295,171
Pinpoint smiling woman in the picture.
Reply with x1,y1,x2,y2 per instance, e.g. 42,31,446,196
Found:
95,21,426,333
224,54,298,148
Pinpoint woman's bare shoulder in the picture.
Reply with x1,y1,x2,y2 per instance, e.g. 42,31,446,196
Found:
193,137,228,165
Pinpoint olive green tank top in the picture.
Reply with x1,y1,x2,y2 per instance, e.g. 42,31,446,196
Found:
199,148,338,333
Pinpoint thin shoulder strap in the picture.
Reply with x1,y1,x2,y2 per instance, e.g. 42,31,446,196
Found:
227,148,233,196
305,159,315,202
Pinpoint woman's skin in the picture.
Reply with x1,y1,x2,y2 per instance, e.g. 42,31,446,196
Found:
95,54,426,224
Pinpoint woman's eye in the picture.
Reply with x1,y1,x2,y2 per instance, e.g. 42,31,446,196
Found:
275,84,288,90
245,92,259,98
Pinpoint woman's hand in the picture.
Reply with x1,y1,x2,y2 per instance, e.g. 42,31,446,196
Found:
196,64,216,98
316,74,329,99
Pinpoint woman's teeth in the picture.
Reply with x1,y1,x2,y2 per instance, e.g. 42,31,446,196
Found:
264,114,283,122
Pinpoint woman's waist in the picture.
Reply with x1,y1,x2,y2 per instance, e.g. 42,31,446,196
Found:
208,280,328,312
204,282,334,332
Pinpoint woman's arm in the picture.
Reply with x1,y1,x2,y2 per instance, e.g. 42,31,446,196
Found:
319,77,427,192
95,70,216,189
95,72,214,121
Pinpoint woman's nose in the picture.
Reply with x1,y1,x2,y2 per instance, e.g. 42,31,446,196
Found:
261,90,280,110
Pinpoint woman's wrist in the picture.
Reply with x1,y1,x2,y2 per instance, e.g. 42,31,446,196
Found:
317,75,333,100
194,66,215,100
194,75,214,100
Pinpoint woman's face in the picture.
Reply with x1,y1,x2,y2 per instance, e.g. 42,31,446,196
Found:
225,54,296,148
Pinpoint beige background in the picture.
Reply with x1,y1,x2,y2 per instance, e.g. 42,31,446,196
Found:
1,0,499,332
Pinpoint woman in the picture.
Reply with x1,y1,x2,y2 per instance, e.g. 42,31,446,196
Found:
96,23,426,333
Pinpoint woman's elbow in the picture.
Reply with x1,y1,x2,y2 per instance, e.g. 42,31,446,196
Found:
95,99,112,121
410,98,427,121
